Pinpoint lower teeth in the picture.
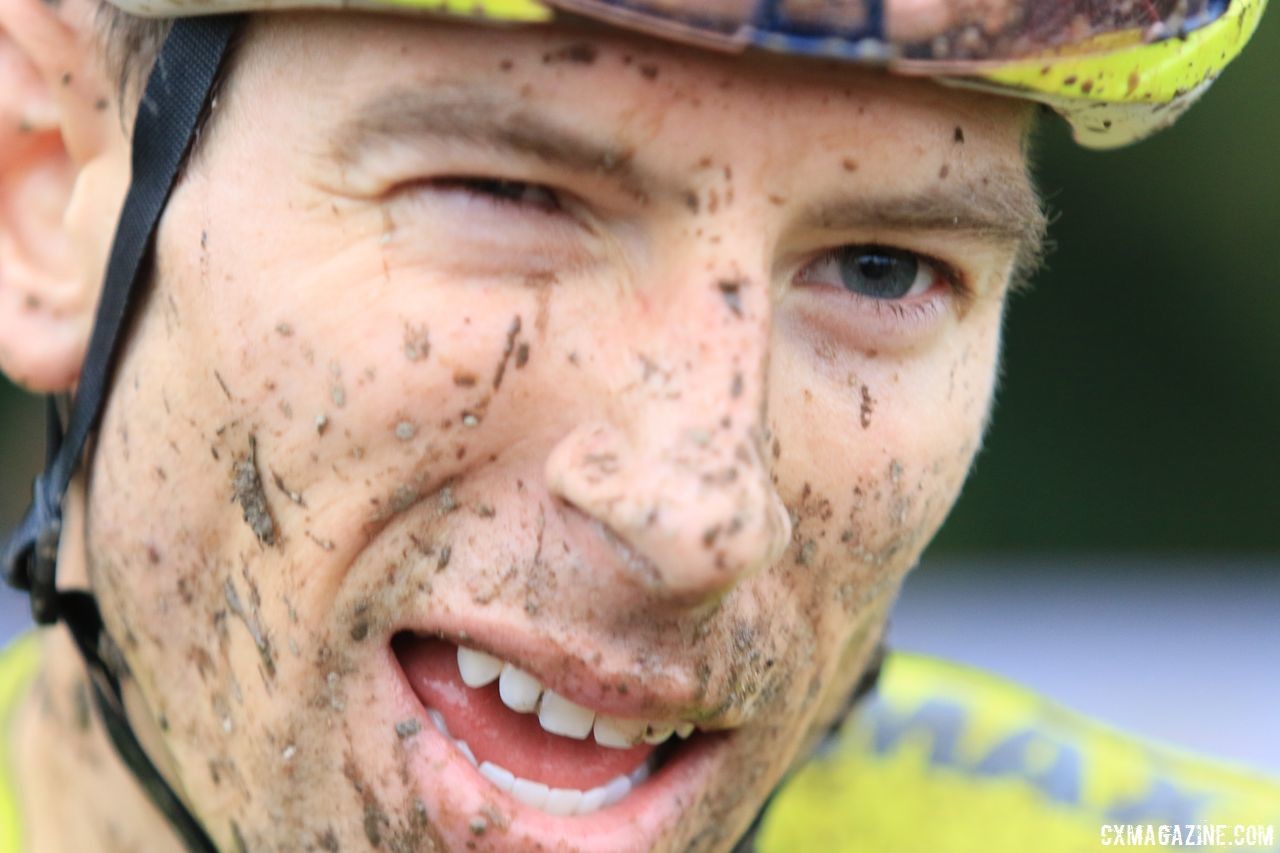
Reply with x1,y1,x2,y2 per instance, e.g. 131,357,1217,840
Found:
425,704,662,815
475,755,654,815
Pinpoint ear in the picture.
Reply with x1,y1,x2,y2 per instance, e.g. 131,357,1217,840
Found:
0,0,129,392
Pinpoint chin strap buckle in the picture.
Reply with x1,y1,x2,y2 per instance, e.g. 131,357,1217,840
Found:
2,472,64,626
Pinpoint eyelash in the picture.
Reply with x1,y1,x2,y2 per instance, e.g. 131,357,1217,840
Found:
428,177,565,215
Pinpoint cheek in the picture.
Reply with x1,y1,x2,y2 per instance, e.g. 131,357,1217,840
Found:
87,170,588,684
767,308,1001,591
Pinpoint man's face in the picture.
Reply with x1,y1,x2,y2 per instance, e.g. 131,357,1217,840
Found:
84,13,1036,851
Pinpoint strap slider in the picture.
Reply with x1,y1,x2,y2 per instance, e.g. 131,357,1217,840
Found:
1,474,64,625
31,509,63,625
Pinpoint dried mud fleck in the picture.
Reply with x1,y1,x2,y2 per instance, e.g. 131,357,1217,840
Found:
306,531,336,551
542,42,597,65
224,578,276,678
493,315,523,391
438,488,458,514
271,470,306,506
404,324,431,362
390,485,420,515
717,279,744,317
859,385,875,429
214,370,233,400
364,805,385,847
233,435,277,547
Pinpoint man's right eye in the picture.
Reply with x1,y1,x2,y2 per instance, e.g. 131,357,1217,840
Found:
430,177,563,214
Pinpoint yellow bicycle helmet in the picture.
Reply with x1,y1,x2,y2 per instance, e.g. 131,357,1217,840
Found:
101,0,1267,149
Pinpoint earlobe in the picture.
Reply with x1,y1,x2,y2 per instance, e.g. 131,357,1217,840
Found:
0,0,126,392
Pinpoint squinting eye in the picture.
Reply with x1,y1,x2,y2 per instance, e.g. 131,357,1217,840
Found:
807,245,941,300
434,177,562,213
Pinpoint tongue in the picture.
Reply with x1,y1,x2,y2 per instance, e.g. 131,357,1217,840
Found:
396,637,655,790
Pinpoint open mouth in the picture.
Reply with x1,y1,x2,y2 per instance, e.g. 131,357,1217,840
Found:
392,634,703,817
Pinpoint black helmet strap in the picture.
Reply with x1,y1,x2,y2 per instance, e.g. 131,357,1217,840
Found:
1,14,241,851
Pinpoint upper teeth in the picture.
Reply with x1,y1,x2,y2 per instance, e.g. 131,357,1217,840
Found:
457,646,504,687
456,646,695,749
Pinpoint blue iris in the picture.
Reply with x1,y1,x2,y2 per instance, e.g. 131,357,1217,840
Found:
838,246,920,300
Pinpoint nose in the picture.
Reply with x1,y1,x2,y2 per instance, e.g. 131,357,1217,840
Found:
545,268,791,606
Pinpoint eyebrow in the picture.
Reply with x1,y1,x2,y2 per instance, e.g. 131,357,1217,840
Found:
804,171,1049,277
328,85,667,202
330,85,1047,276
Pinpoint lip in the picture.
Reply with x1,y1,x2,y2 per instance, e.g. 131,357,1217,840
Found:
393,616,729,725
382,640,735,851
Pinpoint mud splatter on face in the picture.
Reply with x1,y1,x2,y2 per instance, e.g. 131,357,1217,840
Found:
859,385,875,429
718,279,745,317
542,42,598,65
271,470,306,506
329,362,347,408
492,315,523,391
224,577,276,678
233,435,277,547
403,324,430,362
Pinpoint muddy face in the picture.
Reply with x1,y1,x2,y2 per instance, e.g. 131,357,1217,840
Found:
83,14,1038,852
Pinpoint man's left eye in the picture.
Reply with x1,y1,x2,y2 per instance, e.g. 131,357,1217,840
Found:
434,177,563,213
805,245,942,300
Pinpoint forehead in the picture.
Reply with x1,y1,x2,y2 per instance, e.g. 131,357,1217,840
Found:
231,12,1031,175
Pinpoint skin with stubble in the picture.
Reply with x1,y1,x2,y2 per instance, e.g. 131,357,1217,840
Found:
5,8,1044,852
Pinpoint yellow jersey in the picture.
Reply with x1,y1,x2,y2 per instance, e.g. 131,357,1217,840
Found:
2,637,1277,852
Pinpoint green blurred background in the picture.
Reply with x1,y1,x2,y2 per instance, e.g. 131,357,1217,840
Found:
934,10,1280,554
2,14,1278,554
